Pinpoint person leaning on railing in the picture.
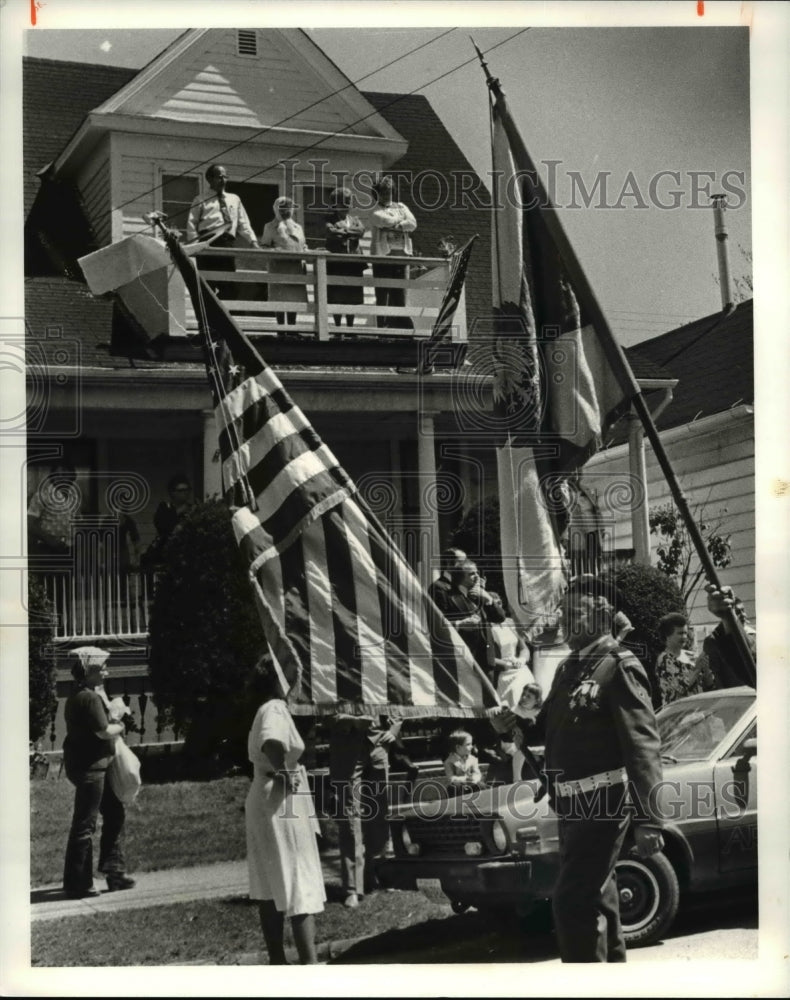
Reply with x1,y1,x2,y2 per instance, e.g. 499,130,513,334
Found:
185,164,259,300
260,196,308,335
368,175,417,330
324,186,366,331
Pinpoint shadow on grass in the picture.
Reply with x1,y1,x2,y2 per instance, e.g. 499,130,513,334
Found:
329,907,557,965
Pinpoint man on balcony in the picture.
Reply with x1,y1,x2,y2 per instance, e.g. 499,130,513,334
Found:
185,164,259,299
369,175,417,330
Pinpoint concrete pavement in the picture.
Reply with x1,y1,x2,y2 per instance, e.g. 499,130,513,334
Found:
31,850,343,922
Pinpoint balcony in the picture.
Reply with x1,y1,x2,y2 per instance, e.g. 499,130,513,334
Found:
152,246,468,366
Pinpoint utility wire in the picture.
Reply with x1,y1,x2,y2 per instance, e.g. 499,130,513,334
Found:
113,27,458,214
113,27,532,216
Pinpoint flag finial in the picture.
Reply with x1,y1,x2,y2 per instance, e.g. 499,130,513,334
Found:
470,36,501,95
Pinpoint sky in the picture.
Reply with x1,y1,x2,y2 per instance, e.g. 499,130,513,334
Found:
18,11,758,347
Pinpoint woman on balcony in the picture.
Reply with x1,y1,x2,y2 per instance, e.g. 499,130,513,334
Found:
369,175,417,330
62,646,135,898
325,187,366,332
260,197,307,334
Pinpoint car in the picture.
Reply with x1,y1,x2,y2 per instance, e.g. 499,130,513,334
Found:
375,686,757,947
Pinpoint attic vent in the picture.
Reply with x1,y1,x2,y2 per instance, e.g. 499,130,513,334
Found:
237,30,258,57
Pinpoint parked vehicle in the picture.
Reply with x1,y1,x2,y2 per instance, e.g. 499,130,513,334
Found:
376,687,757,946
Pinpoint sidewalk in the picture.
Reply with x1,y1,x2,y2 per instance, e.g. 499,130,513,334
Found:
30,850,343,923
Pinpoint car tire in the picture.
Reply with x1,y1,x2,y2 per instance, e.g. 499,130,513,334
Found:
616,851,680,947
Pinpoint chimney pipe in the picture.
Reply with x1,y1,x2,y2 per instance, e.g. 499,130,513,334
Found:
711,194,734,311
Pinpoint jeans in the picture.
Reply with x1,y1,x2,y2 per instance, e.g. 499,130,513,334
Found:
63,764,126,893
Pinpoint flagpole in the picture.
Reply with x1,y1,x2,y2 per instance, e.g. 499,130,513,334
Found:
472,44,756,685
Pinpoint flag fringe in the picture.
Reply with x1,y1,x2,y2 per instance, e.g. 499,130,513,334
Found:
288,701,501,720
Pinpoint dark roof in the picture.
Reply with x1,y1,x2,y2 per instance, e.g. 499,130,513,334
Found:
625,299,753,429
362,91,493,329
23,57,137,216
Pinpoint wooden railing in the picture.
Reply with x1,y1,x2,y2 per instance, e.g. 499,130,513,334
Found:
175,247,466,342
40,570,153,643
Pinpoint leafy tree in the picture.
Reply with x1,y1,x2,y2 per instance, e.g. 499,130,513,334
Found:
450,495,505,598
607,562,687,674
29,577,57,746
649,502,732,609
147,499,264,768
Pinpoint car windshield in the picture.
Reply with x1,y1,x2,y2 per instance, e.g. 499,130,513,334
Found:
657,694,753,761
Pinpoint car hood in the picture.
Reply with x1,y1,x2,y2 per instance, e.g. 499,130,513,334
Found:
389,778,553,822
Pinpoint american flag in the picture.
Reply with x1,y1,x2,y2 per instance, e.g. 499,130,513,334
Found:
419,236,477,374
489,90,635,626
165,232,499,717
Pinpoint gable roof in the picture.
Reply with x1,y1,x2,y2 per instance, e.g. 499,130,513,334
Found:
92,28,401,142
626,299,753,430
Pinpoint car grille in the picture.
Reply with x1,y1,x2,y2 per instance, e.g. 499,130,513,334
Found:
406,815,483,854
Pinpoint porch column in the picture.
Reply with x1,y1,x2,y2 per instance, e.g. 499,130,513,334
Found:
628,410,651,565
202,409,221,499
417,411,440,585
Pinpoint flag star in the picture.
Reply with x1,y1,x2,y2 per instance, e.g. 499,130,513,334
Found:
229,364,241,375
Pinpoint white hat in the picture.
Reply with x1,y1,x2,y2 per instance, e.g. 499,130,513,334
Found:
71,646,110,667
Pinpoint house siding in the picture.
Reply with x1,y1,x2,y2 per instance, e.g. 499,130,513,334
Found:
585,408,755,627
77,148,112,247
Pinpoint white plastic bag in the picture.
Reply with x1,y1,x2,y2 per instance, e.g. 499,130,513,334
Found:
107,737,142,804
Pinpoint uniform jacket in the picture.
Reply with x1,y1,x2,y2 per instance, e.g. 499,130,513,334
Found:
522,634,663,826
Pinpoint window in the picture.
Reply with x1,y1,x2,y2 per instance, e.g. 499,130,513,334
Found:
237,30,258,57
161,174,200,236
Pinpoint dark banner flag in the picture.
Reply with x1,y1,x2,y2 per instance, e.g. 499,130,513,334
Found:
419,235,477,373
490,92,634,625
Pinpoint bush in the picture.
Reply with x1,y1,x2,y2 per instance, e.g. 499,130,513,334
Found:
29,577,57,745
608,562,686,669
147,499,265,770
450,495,505,598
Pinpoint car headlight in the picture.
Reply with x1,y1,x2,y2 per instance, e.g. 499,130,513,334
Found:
481,818,511,855
464,841,483,856
399,823,421,857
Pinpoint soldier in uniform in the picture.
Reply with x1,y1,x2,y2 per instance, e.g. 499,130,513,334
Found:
494,575,664,962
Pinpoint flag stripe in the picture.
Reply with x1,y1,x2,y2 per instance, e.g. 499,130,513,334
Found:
300,520,338,703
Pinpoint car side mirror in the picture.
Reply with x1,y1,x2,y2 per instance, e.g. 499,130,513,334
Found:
739,737,757,760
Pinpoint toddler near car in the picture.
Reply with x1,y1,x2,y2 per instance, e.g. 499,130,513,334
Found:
443,730,484,795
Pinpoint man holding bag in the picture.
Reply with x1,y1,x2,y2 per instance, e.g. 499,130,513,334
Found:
62,646,136,898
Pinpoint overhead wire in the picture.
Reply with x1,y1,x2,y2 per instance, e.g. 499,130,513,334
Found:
112,27,532,217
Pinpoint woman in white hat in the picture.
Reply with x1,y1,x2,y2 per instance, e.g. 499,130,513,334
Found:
62,646,135,898
260,196,307,333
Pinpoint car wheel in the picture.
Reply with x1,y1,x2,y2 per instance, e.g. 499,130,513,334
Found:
615,852,680,947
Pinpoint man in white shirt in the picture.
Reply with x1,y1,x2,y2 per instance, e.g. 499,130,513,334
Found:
369,175,417,329
186,164,259,299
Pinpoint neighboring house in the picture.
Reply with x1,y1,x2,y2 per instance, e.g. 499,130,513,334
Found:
586,299,755,633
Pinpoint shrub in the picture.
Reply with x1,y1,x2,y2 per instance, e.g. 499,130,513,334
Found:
608,562,686,669
29,577,57,745
147,499,265,770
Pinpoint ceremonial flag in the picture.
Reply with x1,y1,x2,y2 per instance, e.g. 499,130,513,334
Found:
419,236,477,373
163,231,499,717
489,89,637,625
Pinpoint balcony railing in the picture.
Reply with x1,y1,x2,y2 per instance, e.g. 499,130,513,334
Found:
171,247,466,344
40,570,153,643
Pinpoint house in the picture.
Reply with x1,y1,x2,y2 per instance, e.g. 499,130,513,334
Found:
584,299,755,632
24,28,498,746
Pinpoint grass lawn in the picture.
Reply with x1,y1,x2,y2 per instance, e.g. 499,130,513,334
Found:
31,776,250,886
31,891,449,966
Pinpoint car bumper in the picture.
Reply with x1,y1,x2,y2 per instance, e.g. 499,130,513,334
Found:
375,854,558,907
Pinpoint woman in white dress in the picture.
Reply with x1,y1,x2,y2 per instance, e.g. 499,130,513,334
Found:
260,196,307,333
245,655,325,965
